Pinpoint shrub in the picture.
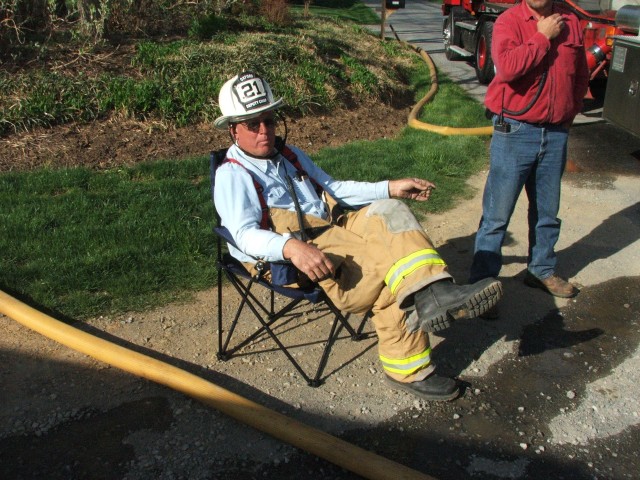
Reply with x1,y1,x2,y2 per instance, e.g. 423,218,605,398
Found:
188,12,228,40
260,0,290,26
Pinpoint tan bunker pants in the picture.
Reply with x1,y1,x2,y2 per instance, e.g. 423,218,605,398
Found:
266,199,452,383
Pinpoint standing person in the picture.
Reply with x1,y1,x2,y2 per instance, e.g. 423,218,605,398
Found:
469,0,589,301
214,71,503,401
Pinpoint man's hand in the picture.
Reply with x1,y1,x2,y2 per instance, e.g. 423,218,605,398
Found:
388,178,436,202
282,238,335,282
538,13,565,40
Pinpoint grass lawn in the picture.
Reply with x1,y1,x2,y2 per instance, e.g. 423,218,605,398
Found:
0,1,490,320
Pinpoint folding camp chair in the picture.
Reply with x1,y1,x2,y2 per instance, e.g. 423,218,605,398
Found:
210,149,367,387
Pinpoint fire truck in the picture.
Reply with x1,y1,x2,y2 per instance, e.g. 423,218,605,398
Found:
442,1,637,88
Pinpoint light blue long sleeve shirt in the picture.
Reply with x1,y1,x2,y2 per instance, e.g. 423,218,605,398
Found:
213,144,390,262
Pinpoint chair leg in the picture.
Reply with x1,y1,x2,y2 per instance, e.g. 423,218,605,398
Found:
305,302,373,386
217,264,225,356
218,268,305,359
323,296,365,341
217,270,258,356
216,268,367,386
216,268,319,385
308,314,344,387
355,310,372,339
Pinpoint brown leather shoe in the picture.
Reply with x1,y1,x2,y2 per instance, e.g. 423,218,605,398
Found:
524,272,579,298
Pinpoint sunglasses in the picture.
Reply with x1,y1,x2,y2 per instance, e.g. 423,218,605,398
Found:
238,117,278,132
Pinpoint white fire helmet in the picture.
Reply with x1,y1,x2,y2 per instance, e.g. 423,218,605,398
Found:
214,71,283,129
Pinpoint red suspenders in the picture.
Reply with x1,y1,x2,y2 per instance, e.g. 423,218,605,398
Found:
223,146,324,230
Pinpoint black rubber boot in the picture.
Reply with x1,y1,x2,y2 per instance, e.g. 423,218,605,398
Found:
411,277,503,333
385,374,459,401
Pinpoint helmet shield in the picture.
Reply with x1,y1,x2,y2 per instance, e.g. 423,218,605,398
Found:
214,71,283,129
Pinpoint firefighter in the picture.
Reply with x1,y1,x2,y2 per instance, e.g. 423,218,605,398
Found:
213,72,503,401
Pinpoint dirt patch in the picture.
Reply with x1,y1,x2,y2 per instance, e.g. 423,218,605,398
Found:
0,102,409,172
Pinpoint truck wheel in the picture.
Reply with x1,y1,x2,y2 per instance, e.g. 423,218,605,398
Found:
443,10,461,61
475,21,495,85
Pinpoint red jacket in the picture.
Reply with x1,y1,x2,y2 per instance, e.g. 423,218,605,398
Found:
485,1,590,125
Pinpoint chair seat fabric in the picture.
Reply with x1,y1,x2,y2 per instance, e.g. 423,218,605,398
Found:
221,253,323,303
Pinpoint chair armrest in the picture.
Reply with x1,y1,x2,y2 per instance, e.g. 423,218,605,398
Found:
214,225,295,266
214,226,299,285
214,225,239,249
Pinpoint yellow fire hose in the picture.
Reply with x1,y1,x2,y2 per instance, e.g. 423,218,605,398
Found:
389,24,494,137
0,289,436,480
408,47,493,136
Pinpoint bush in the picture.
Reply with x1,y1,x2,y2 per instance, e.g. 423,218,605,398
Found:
188,12,229,40
1,6,415,134
260,0,290,26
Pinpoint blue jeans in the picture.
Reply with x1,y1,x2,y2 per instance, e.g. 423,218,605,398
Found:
470,116,569,283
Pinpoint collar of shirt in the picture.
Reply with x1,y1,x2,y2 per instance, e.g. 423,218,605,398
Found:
228,144,282,174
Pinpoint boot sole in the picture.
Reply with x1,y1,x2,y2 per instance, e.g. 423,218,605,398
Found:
384,376,460,402
423,280,503,333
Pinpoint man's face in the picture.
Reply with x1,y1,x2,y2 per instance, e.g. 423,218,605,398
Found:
525,0,553,15
231,112,277,158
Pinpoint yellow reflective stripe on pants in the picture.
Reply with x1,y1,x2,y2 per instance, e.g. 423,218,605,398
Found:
385,249,446,295
379,347,431,376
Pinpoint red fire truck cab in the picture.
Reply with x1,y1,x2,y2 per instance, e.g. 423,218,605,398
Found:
441,0,639,97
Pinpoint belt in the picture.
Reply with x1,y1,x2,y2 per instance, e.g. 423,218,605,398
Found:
486,110,561,129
